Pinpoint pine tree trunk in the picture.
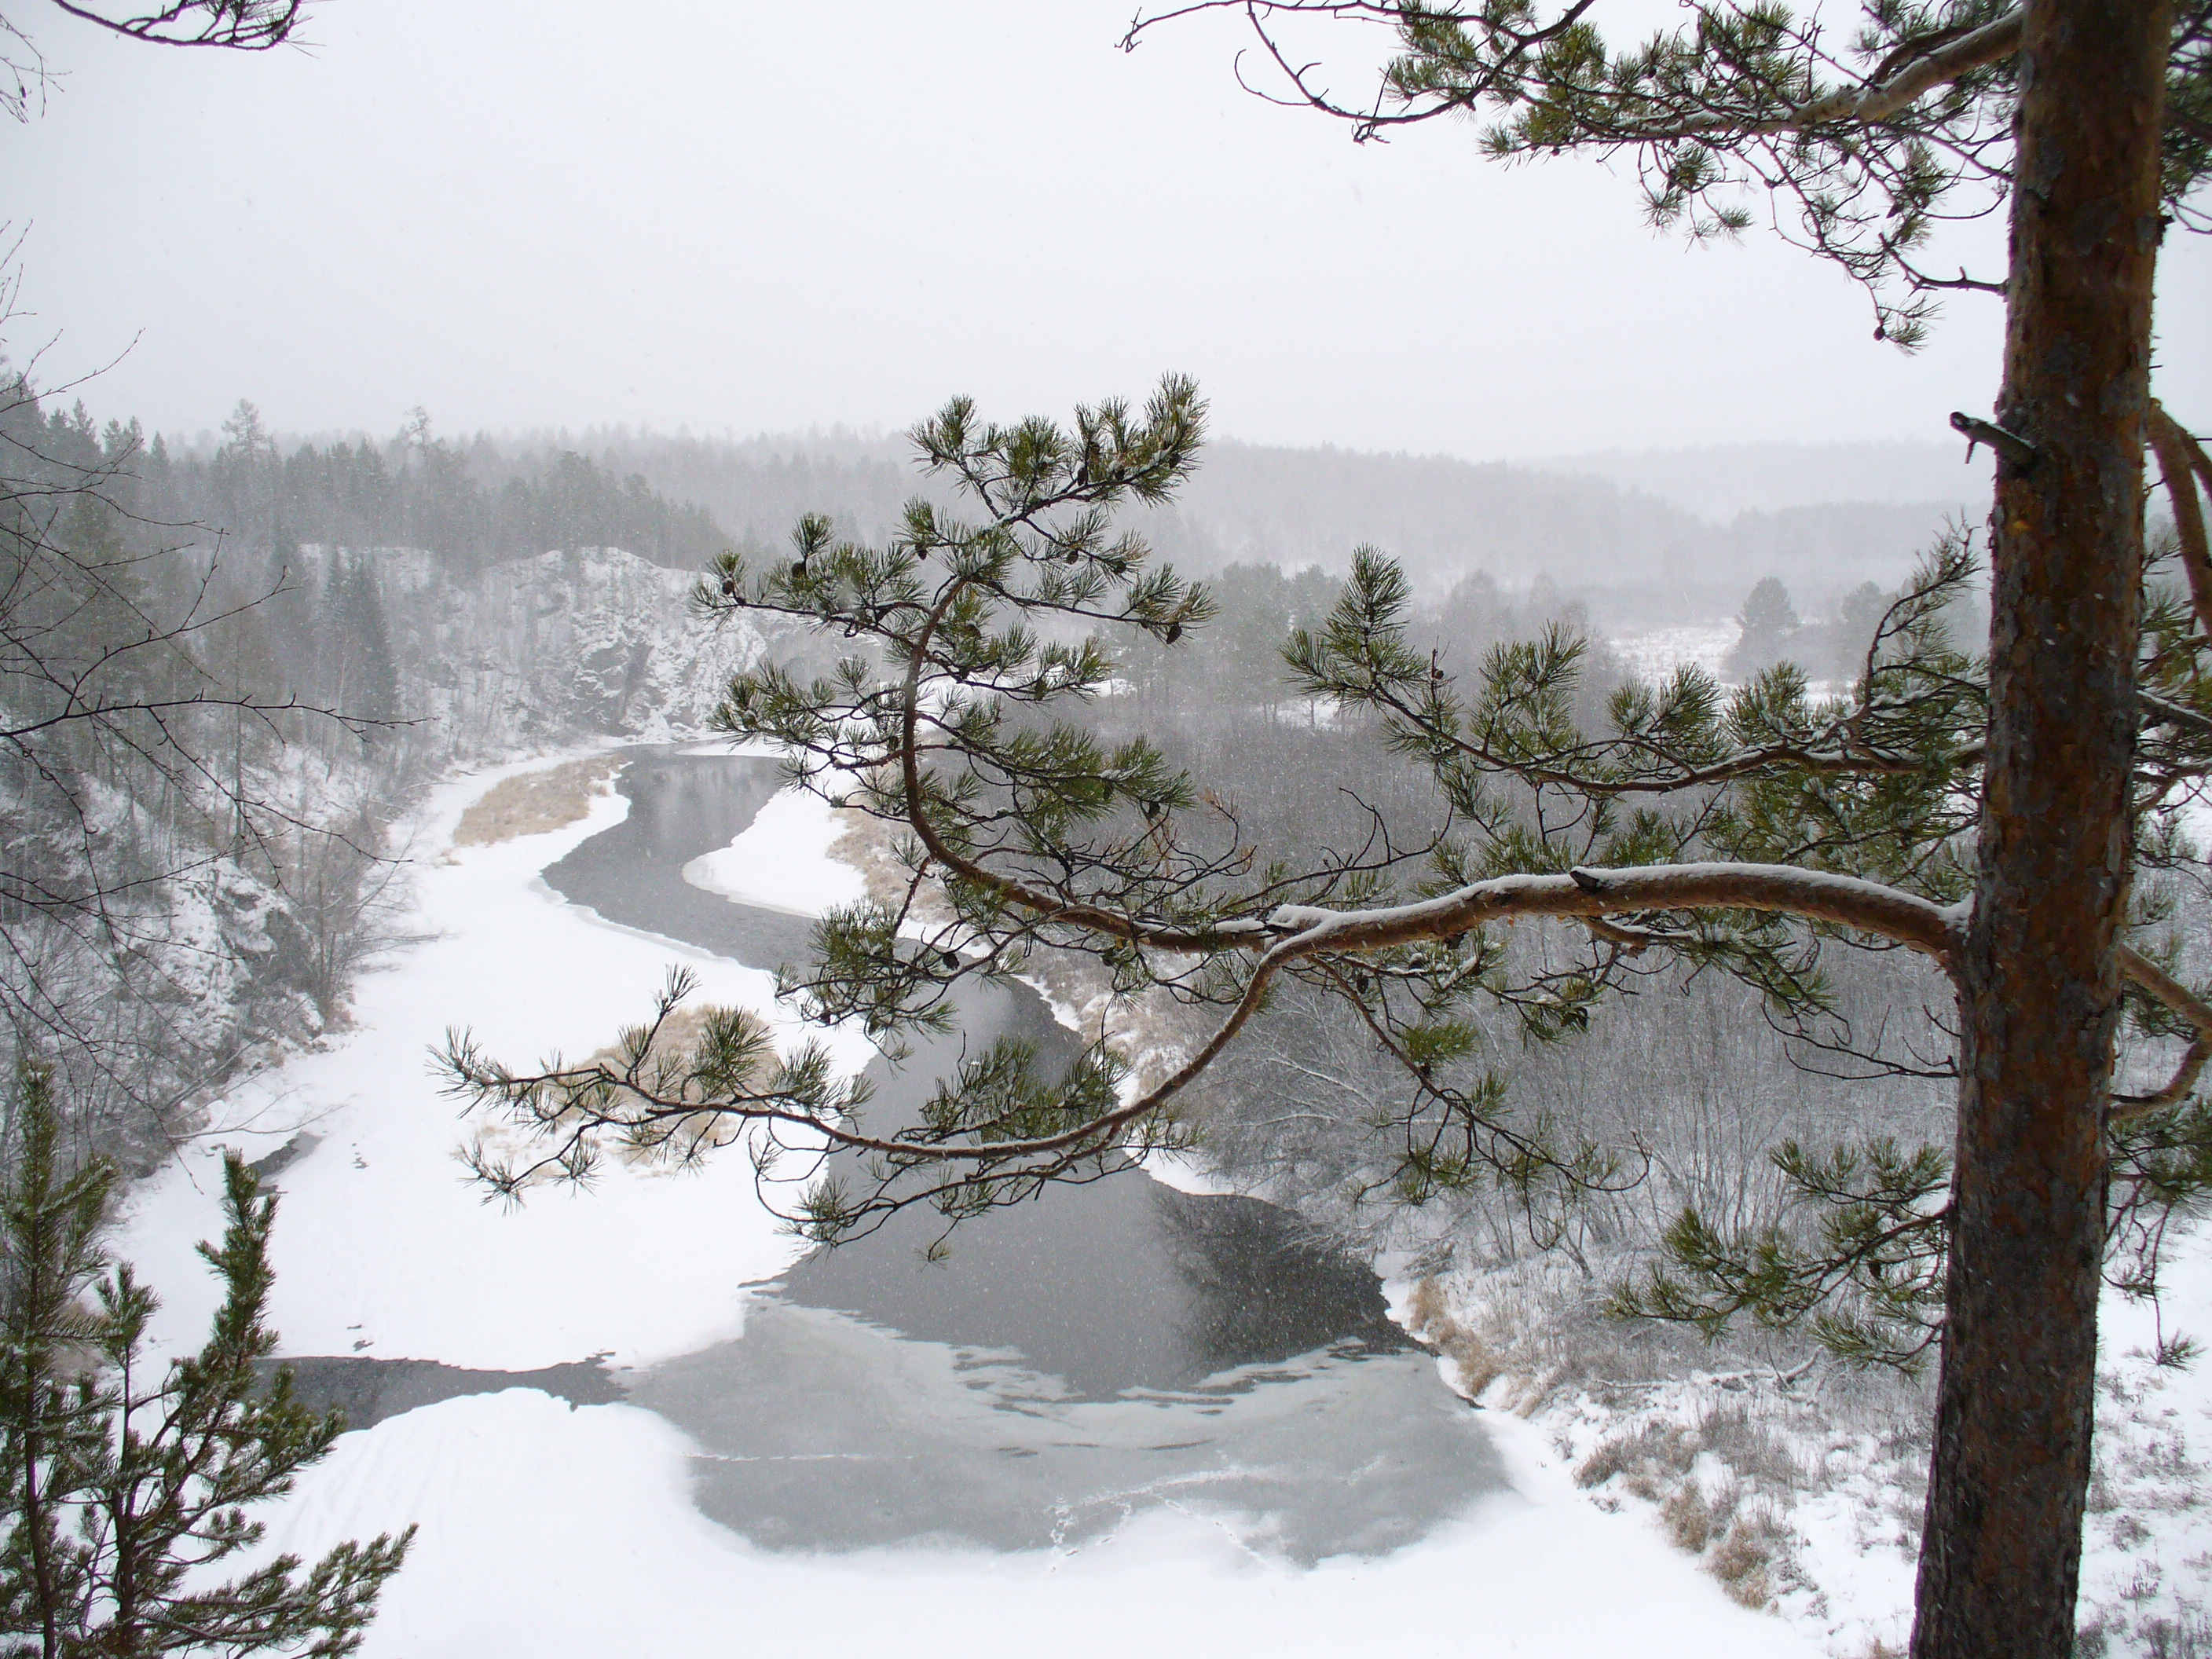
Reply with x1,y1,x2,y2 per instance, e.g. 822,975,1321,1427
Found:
1910,4,2168,1654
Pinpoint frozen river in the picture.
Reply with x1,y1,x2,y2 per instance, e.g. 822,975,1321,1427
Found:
107,749,1817,1657
544,749,1503,1562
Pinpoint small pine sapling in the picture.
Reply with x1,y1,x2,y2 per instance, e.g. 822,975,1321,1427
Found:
0,1066,412,1657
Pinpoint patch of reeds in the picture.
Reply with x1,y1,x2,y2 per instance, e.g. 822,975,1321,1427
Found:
452,756,622,846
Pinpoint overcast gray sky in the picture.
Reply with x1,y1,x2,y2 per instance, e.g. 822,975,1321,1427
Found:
8,0,2208,461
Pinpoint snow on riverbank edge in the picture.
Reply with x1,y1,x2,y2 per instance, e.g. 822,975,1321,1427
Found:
1401,1229,2212,1657
685,785,868,917
113,745,866,1374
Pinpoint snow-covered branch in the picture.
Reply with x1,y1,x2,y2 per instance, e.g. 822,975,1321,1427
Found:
1262,862,1961,962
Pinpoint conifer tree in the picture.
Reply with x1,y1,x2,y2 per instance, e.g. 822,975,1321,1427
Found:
0,1066,412,1657
445,5,2212,1654
1723,575,1800,678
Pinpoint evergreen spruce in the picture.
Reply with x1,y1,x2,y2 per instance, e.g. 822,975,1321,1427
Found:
0,1067,412,1658
1722,575,1800,679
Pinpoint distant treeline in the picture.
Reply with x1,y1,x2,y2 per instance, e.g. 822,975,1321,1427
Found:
146,403,732,574
570,429,1968,629
136,408,1966,631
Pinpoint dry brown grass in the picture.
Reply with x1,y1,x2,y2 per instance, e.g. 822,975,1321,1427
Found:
463,1001,765,1183
452,756,622,847
1412,1265,1943,1641
1405,1257,1686,1419
576,1003,766,1168
828,808,925,912
1662,1482,1716,1552
1575,1419,1697,1499
1708,1511,1783,1608
1406,1276,1507,1400
1569,1386,1800,1610
1570,1394,1789,1608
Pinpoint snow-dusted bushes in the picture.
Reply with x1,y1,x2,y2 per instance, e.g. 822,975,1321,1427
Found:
0,701,405,1177
0,386,397,1174
1185,932,1954,1273
3,385,774,1179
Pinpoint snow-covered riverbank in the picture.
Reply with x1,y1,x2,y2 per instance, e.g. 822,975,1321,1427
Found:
112,752,1820,1659
1399,1199,2212,1657
116,749,861,1373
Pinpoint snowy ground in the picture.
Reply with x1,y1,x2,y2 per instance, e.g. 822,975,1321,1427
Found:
2076,1235,2212,1654
112,750,1833,1657
1610,622,1739,686
1417,1237,2212,1657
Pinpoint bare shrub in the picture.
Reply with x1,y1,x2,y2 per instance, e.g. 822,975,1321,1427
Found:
1698,1401,1803,1492
2144,1613,2212,1659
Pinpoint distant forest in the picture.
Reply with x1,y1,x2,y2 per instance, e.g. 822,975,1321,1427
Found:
567,429,1972,628
139,408,1978,632
150,404,731,577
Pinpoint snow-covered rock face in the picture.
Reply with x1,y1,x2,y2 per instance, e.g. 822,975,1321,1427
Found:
308,544,767,753
36,543,763,1164
471,550,740,736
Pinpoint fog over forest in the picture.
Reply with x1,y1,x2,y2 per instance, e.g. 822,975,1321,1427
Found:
248,416,1987,621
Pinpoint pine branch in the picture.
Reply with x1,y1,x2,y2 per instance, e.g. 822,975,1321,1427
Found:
459,384,2212,1254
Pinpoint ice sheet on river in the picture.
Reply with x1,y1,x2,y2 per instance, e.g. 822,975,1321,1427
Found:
555,748,1503,1560
636,1302,1500,1561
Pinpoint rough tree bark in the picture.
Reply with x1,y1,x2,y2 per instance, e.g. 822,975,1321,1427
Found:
1913,3,2170,1654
